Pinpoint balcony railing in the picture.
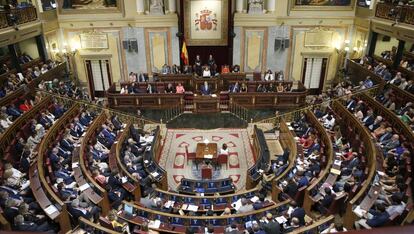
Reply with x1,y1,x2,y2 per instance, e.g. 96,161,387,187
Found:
375,2,414,25
0,6,38,29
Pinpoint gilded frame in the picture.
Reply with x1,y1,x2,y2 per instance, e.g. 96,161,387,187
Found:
57,0,123,15
184,0,229,46
290,0,355,11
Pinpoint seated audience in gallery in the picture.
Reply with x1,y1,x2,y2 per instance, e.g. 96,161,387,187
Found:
18,53,33,64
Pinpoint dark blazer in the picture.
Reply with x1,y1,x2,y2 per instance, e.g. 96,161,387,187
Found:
261,220,281,234
291,207,306,225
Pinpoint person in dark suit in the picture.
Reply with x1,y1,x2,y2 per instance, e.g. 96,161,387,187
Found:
14,215,53,232
111,115,123,131
200,81,211,95
315,187,334,214
355,203,390,229
283,217,300,232
165,83,175,93
146,83,156,94
362,110,375,127
3,199,19,223
289,201,306,226
260,213,281,234
229,82,240,93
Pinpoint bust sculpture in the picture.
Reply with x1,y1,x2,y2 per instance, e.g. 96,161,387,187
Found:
150,0,164,15
248,0,264,14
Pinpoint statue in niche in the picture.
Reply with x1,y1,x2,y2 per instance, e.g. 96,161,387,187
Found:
150,0,164,15
248,0,264,14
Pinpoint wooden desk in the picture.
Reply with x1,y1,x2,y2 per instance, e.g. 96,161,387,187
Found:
193,95,219,113
195,143,218,160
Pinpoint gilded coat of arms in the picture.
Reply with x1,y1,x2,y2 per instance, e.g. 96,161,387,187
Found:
194,9,218,31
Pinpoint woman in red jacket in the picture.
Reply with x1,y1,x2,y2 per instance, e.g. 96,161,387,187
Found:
19,99,32,112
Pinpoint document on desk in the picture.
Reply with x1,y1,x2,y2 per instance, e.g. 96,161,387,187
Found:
353,205,366,217
151,171,159,178
149,220,161,229
250,196,259,203
79,183,90,192
164,200,175,209
232,199,242,211
334,160,342,167
204,154,213,159
121,177,128,184
45,205,58,215
275,216,288,224
72,162,79,168
187,205,199,212
330,168,341,175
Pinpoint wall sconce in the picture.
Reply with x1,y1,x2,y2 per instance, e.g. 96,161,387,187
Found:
335,39,350,55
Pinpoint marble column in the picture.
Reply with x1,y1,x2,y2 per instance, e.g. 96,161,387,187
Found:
168,0,176,13
236,0,244,13
267,0,276,12
136,0,145,14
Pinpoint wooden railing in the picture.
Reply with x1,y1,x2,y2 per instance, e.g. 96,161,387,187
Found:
119,199,291,233
375,2,414,26
109,122,141,201
246,125,271,190
77,217,120,234
0,62,67,108
288,215,335,234
35,104,80,233
332,100,377,229
0,96,52,157
0,6,38,29
79,111,111,215
302,110,334,214
270,118,299,201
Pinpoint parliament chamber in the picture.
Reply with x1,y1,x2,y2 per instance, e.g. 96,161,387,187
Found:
0,0,414,234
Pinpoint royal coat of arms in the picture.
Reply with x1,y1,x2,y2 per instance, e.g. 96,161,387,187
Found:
194,9,218,31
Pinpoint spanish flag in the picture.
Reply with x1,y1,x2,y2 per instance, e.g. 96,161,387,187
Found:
181,40,189,65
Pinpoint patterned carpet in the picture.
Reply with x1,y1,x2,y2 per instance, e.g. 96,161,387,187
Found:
158,129,256,191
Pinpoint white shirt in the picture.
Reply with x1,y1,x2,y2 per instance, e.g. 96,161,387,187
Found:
0,118,13,129
264,73,274,81
203,70,211,77
220,148,229,155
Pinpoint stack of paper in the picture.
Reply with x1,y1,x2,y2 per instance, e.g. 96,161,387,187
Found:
275,216,288,224
204,154,213,159
353,205,366,217
72,162,79,168
330,168,341,175
149,220,161,229
187,205,198,212
232,199,242,211
250,196,259,203
45,205,58,215
79,183,90,192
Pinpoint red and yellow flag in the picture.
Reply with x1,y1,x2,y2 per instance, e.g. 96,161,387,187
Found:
181,40,189,65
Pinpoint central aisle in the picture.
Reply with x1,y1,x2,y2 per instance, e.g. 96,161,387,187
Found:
158,128,256,191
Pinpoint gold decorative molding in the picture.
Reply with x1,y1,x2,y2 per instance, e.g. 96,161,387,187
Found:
183,0,228,46
144,28,172,75
289,0,355,11
240,27,268,73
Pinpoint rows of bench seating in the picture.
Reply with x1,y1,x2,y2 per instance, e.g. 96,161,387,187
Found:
109,122,142,202
177,177,235,195
246,126,270,190
0,61,66,108
142,126,168,190
118,199,290,233
373,55,414,81
351,93,413,224
32,103,82,233
330,100,378,229
79,111,113,215
0,96,57,231
0,57,42,86
273,110,328,207
116,80,296,94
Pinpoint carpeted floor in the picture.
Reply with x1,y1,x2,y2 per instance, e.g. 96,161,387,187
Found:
158,128,256,191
